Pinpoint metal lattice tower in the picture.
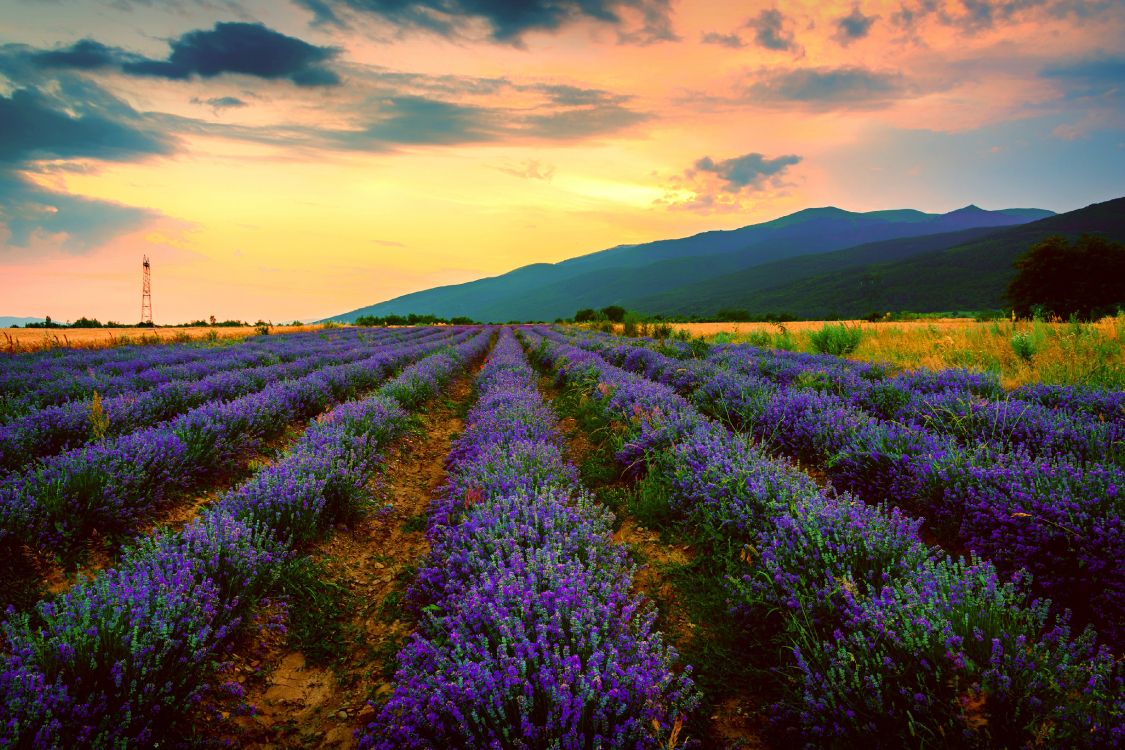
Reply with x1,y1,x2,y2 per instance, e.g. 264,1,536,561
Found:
141,255,153,324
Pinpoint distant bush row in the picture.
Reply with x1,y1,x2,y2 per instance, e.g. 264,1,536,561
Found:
352,313,476,326
15,317,306,329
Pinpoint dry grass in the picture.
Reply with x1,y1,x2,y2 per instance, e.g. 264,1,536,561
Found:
601,317,1125,389
0,325,327,354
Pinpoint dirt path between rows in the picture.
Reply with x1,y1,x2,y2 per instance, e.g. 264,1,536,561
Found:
539,374,769,750
212,372,475,749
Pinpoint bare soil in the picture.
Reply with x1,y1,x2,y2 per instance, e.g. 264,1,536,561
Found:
208,373,474,748
541,373,771,750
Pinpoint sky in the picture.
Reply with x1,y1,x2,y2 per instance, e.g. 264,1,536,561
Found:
0,0,1122,323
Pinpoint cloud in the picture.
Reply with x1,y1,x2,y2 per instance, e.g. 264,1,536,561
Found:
496,159,556,181
693,152,801,191
0,74,170,251
747,8,799,52
191,95,249,112
834,5,878,45
662,151,802,212
892,0,1116,33
700,31,745,48
521,102,648,139
0,87,171,164
1041,54,1125,99
746,66,907,109
32,39,144,70
534,84,630,107
347,95,499,146
29,23,340,87
156,76,648,152
295,0,676,44
0,174,158,252
128,23,340,86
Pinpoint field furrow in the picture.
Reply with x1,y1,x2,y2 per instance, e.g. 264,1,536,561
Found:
525,326,1122,748
366,328,697,748
0,330,491,748
556,327,1125,647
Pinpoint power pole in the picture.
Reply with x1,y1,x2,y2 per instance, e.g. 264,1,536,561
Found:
141,255,153,325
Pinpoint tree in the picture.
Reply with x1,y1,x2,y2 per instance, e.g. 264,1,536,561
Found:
600,305,626,323
715,308,751,322
1007,234,1125,320
574,308,597,322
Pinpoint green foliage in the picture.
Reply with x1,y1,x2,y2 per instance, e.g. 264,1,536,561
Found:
600,305,626,323
276,557,354,667
807,323,863,355
746,331,773,348
574,308,597,322
353,313,476,326
622,313,640,337
1010,331,1037,362
254,321,271,336
715,308,751,321
1007,234,1125,320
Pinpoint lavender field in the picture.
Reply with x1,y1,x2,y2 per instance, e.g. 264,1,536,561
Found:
1,326,1121,748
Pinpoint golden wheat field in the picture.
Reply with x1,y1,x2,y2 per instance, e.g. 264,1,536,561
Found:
0,325,324,353
611,316,1125,389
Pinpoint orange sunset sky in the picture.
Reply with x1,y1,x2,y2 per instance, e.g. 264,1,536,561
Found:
1,0,1122,322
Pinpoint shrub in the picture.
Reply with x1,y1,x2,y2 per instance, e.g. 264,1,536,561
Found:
808,323,862,355
1011,331,1037,361
746,330,772,348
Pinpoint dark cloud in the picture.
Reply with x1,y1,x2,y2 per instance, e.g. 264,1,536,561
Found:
834,6,878,44
700,31,745,48
748,8,798,51
522,103,648,139
26,24,340,87
191,95,249,111
892,0,1114,32
663,150,802,212
692,152,801,191
0,87,170,164
32,39,144,70
295,0,675,44
0,82,168,251
1041,54,1125,99
747,67,906,108
0,174,157,251
350,95,498,145
124,23,340,86
534,83,630,106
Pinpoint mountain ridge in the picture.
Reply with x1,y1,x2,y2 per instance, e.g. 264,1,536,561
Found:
324,202,1071,322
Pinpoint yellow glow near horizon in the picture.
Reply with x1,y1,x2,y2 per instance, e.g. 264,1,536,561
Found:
1,0,1122,322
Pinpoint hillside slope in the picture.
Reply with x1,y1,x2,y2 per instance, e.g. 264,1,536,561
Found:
327,205,1052,322
693,196,1125,318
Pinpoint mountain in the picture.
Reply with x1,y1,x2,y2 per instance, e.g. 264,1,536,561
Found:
0,316,46,327
326,204,1054,322
713,197,1125,319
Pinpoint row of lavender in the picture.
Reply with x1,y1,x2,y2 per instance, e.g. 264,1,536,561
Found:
363,328,698,748
0,328,438,476
565,329,1125,649
0,327,471,563
525,327,1122,748
0,328,397,418
707,336,1124,426
0,330,491,748
704,342,1124,462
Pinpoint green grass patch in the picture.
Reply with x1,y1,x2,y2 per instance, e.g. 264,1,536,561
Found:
275,556,354,668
